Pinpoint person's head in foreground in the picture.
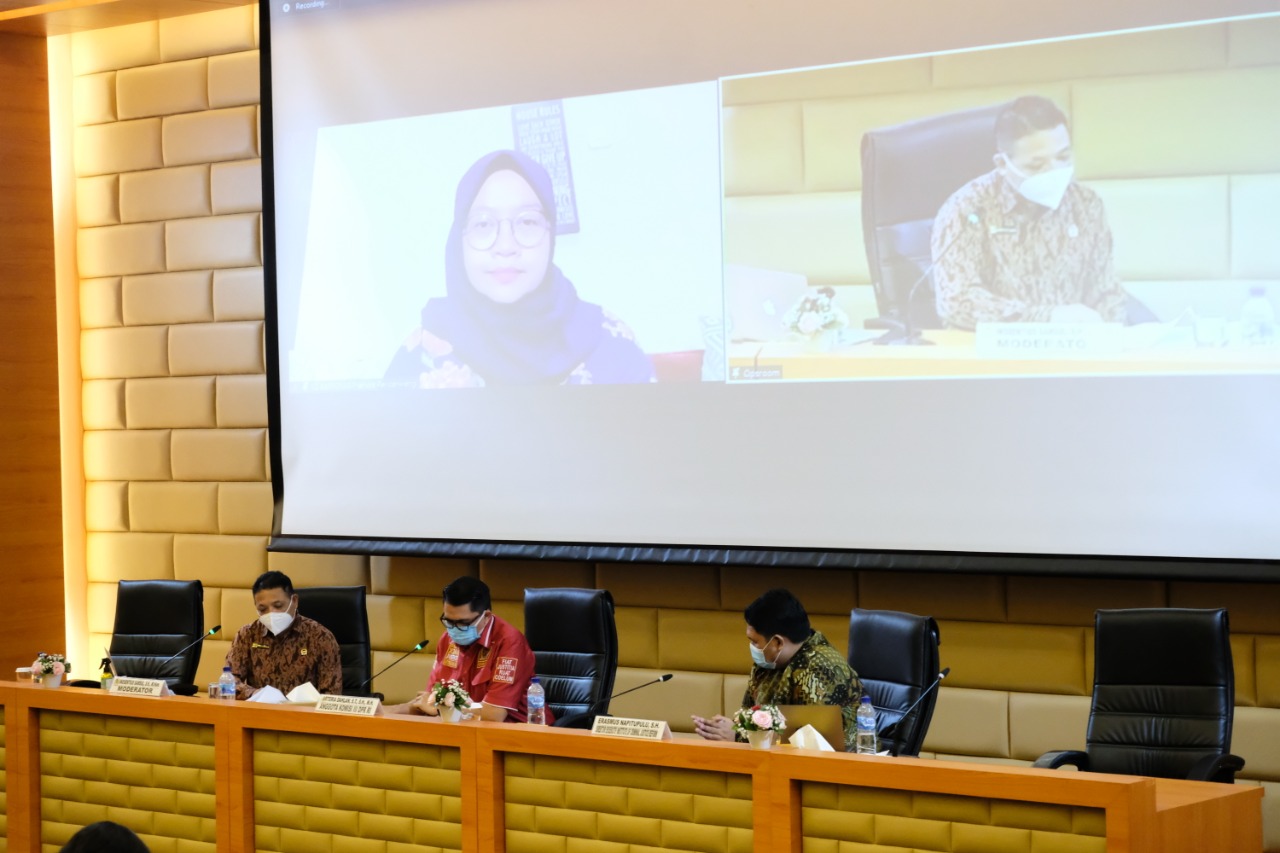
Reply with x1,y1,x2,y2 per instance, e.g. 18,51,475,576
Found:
60,821,150,853
993,95,1074,210
252,570,298,636
743,588,813,670
441,575,492,647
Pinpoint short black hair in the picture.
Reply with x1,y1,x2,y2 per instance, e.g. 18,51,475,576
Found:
995,96,1069,154
744,588,811,644
252,571,294,598
60,821,151,853
443,576,490,613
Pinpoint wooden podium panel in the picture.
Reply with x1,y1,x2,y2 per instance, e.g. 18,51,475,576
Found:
0,683,1263,853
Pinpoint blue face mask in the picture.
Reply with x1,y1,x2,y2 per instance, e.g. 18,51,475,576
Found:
749,638,778,670
446,612,485,647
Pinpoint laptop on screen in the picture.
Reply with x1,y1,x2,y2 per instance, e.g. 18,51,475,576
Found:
777,704,848,752
724,264,811,342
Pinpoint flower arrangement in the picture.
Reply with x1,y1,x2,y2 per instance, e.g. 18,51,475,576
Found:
783,287,849,338
430,678,472,711
732,703,786,736
33,652,71,677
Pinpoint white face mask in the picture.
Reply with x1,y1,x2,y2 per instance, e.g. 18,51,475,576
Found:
259,600,295,635
1004,157,1074,210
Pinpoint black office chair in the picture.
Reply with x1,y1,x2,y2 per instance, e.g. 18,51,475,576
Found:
295,586,377,698
523,588,618,729
847,608,942,757
861,101,1012,335
100,579,205,694
1034,608,1244,783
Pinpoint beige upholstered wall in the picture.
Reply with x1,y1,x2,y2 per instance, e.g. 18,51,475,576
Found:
59,8,1279,851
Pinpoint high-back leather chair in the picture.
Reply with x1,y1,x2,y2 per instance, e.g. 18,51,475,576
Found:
109,579,205,691
847,608,942,757
523,588,618,728
861,101,1012,333
1035,608,1244,783
295,586,374,697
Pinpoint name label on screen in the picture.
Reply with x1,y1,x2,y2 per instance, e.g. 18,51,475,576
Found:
109,677,171,697
316,695,381,716
976,322,1124,358
591,716,672,740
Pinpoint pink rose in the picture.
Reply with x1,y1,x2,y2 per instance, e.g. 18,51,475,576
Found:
443,692,456,708
52,661,65,676
752,709,773,729
797,313,822,335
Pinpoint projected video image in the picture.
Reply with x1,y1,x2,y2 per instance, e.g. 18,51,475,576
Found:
289,83,724,389
722,20,1280,383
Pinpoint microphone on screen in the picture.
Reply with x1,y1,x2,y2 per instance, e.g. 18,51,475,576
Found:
159,625,222,665
879,667,950,757
357,639,431,690
874,213,980,347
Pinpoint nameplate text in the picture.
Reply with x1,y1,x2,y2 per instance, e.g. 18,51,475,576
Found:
109,677,171,697
591,716,672,740
316,695,381,717
976,322,1123,359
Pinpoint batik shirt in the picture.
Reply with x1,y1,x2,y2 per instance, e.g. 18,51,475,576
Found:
226,614,343,700
429,613,550,724
931,170,1127,330
743,630,862,752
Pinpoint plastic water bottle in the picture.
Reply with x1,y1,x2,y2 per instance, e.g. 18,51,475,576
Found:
219,666,236,701
526,676,546,725
855,695,878,754
1240,286,1276,346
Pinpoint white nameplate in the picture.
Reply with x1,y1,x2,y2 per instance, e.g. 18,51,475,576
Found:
975,322,1123,359
315,695,381,717
109,677,171,697
591,716,672,740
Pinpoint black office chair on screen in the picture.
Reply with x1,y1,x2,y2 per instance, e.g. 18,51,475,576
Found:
1034,608,1244,783
847,608,943,757
295,585,378,698
94,579,205,694
524,587,618,729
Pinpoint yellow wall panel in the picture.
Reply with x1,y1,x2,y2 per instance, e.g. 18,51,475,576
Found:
117,58,209,120
72,71,117,126
129,482,219,533
82,379,126,430
120,165,211,223
81,325,169,379
209,51,260,109
212,267,264,321
598,563,720,610
83,429,171,481
215,374,267,427
722,103,804,195
216,481,273,535
166,212,260,271
168,320,263,376
77,221,166,279
159,5,257,62
80,277,123,329
172,533,267,584
121,270,212,326
211,159,261,215
85,482,129,532
74,118,163,178
77,174,120,227
126,376,216,429
71,21,161,76
162,106,258,166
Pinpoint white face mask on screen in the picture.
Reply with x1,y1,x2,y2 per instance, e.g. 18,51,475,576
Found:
1003,157,1074,210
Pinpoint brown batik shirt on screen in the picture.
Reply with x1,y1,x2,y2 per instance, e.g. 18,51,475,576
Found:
226,614,343,700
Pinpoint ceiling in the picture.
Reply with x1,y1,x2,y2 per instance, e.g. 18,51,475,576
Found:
0,0,252,36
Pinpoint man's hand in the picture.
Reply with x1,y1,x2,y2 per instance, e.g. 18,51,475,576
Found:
1050,303,1103,324
409,691,438,716
691,714,735,741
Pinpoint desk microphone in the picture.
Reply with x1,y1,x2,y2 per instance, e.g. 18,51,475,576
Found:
874,213,979,346
880,667,950,757
358,639,430,690
159,625,222,665
569,673,675,726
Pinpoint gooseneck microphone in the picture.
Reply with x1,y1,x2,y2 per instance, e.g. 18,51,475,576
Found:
874,213,979,346
881,667,950,757
159,625,222,665
358,639,431,690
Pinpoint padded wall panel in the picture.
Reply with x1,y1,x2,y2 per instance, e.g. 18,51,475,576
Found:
129,482,219,534
172,534,267,584
73,71,117,126
121,270,212,326
1168,582,1280,635
166,212,260,272
71,21,160,76
1005,577,1167,626
923,687,1010,759
932,24,1227,90
1228,17,1280,67
217,482,273,535
722,58,930,107
719,566,856,615
1007,692,1090,762
370,556,476,597
78,222,166,278
1072,68,1280,178
84,531,174,581
126,376,216,428
215,375,267,427
658,610,748,674
723,193,866,286
162,106,258,166
86,582,118,634
615,607,658,669
120,165,211,223
721,103,803,196
80,277,123,328
116,58,208,120
598,562,719,610
1235,707,1280,780
82,379,125,430
371,651,434,704
83,429,171,481
860,571,1006,622
267,551,370,588
612,668,720,729
366,593,428,652
159,5,257,62
170,428,266,481
1258,637,1280,708
211,159,261,214
1235,634,1258,707
74,118,162,177
483,560,594,598
213,267,265,321
77,175,120,227
941,622,1087,695
85,482,129,532
208,51,260,109
1231,175,1280,279
169,320,263,375
1090,177,1229,281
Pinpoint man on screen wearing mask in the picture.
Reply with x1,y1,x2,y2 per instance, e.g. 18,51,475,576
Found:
225,571,343,699
930,95,1127,330
385,576,549,723
692,588,861,751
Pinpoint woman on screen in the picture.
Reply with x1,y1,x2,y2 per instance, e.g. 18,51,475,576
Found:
385,150,654,388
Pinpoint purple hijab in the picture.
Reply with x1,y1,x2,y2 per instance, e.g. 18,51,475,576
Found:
419,150,605,385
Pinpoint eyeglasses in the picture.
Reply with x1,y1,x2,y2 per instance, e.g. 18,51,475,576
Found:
464,209,550,251
440,610,486,630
